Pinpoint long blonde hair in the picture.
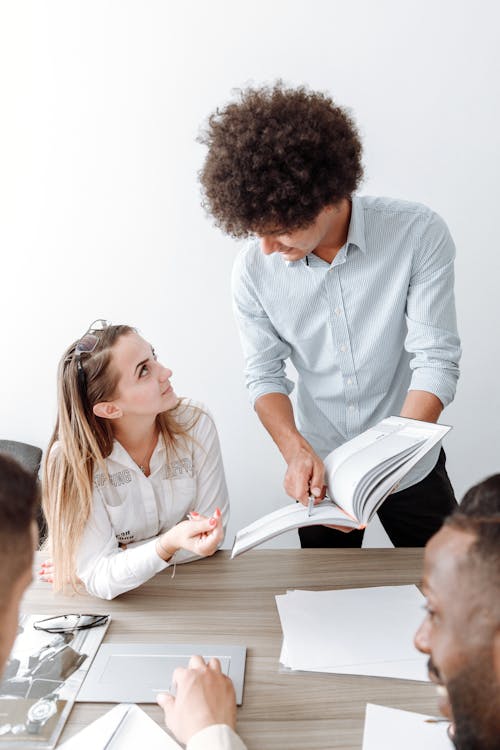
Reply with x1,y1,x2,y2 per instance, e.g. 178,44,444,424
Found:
42,325,200,592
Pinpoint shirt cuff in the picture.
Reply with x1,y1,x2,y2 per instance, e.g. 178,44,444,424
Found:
187,725,247,750
408,367,459,408
248,378,295,408
124,537,169,579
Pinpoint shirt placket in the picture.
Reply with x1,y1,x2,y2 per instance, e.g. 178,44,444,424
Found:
138,472,160,537
326,249,361,439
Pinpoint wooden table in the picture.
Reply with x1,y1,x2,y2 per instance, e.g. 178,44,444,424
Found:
24,549,438,749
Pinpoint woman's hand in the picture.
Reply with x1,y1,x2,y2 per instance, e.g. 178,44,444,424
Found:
156,508,223,561
37,559,82,585
38,558,54,584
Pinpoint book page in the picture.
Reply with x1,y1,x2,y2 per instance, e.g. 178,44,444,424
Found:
231,500,359,557
337,435,424,518
325,418,450,521
356,421,451,522
0,614,109,749
230,418,451,557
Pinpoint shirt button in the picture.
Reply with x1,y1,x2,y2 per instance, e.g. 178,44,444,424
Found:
347,377,353,385
340,344,347,352
335,308,342,316
349,404,356,411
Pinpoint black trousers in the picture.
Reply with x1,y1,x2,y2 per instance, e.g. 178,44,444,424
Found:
298,449,457,548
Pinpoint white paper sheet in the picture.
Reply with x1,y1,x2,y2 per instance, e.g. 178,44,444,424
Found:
59,703,181,749
362,703,453,749
276,586,428,681
280,638,427,680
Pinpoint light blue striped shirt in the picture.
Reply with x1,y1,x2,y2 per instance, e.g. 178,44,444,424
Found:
232,195,461,490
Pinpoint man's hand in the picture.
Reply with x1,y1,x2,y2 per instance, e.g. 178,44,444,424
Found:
255,394,326,505
157,655,237,744
284,445,325,505
253,394,352,530
284,448,353,533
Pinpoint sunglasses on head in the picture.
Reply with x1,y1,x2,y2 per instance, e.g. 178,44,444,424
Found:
75,319,110,403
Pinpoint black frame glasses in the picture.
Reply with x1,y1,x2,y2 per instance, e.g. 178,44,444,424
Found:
75,319,110,403
33,614,109,634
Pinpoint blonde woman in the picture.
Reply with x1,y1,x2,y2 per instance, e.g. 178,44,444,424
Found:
41,321,229,600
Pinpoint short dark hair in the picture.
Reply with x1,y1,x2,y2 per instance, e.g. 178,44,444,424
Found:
445,474,500,617
0,454,38,608
199,82,364,238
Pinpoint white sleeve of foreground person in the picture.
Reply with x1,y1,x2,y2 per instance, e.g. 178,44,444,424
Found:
187,724,248,750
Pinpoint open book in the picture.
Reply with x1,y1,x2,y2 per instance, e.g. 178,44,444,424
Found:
231,417,451,557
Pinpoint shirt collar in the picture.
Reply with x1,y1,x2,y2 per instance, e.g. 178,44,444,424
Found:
291,194,366,267
345,195,367,254
107,433,166,468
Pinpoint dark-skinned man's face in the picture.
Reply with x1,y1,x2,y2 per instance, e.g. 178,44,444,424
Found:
414,525,500,749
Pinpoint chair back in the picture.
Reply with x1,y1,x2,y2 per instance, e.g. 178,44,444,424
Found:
0,440,46,544
0,440,42,475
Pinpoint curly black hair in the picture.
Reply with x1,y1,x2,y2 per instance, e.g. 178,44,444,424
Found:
198,82,364,238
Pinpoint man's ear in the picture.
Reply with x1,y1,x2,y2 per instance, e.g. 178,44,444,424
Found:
93,401,122,420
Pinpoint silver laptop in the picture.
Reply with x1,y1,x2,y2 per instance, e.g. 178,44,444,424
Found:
77,643,246,705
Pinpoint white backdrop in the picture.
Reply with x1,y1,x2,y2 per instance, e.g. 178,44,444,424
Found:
1,0,499,549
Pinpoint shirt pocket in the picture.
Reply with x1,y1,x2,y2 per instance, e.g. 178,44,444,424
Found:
161,476,197,525
104,502,138,545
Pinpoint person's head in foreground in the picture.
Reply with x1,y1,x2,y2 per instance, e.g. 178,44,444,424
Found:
414,474,500,749
157,475,500,749
199,81,363,260
42,321,215,593
0,454,38,674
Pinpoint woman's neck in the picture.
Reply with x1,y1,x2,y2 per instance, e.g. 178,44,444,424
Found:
112,417,158,455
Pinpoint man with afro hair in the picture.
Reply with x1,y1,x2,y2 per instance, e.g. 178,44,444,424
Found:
199,83,461,549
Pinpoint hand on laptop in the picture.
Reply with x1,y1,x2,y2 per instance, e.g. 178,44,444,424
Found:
157,655,237,744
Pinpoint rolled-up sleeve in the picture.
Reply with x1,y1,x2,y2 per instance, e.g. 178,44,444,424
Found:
405,211,461,407
232,251,294,407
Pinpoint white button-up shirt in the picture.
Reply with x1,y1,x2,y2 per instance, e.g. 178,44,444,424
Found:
75,404,229,599
187,725,247,750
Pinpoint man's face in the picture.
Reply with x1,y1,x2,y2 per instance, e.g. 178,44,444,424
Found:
414,525,500,749
258,205,337,262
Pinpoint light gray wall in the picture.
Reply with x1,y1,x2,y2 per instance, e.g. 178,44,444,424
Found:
1,0,499,549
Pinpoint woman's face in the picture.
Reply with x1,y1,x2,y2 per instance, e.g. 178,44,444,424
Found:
109,332,178,418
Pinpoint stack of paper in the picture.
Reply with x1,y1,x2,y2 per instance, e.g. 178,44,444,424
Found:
276,585,429,680
362,704,453,749
59,703,181,749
